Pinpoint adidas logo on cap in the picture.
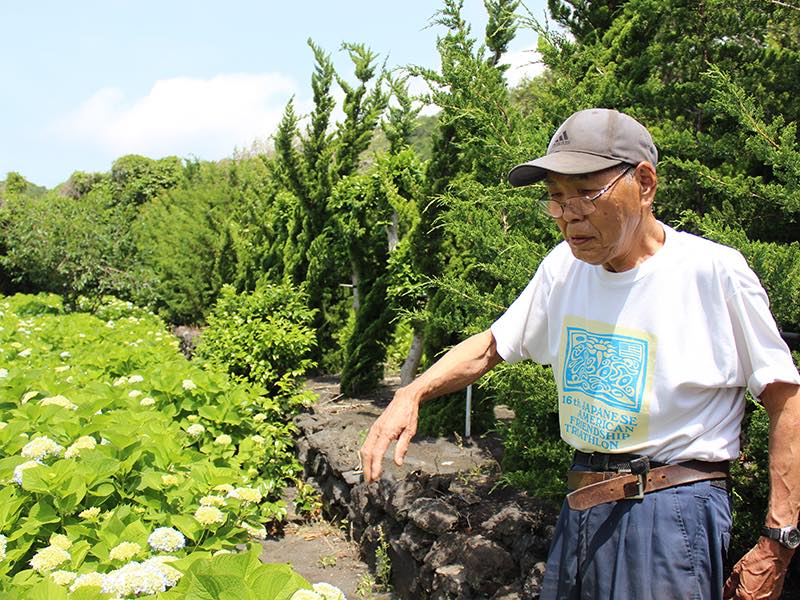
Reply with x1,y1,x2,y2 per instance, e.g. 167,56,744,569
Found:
551,129,570,147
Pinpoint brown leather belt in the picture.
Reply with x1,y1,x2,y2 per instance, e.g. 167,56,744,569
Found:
566,460,729,511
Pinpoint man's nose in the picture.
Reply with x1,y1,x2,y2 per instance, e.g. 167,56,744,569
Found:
561,202,586,222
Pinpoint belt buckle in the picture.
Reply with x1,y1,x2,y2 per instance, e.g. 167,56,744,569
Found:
620,456,650,500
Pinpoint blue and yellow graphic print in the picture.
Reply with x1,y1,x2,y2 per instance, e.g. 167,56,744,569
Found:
563,327,648,413
558,317,655,453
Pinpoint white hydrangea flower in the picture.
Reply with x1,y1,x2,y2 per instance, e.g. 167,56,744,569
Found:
29,545,71,573
109,541,142,562
39,395,77,410
253,413,267,423
291,590,324,600
313,582,347,600
251,435,266,445
194,505,226,527
147,528,185,553
187,424,205,437
161,474,179,487
181,379,197,390
240,521,267,540
13,460,40,484
102,561,171,596
0,368,8,378
199,495,226,507
69,572,104,591
49,534,72,550
228,487,262,504
128,374,144,383
113,376,128,386
186,414,200,423
128,390,143,398
140,397,155,407
142,556,182,586
21,436,64,461
214,434,232,446
50,570,77,586
65,436,97,459
79,506,101,520
60,351,71,359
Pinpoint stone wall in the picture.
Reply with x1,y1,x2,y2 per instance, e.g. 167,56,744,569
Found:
294,393,558,600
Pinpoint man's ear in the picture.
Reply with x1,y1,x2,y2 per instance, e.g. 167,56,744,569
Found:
634,161,658,208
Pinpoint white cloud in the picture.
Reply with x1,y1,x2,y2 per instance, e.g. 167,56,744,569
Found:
53,73,303,159
499,45,545,87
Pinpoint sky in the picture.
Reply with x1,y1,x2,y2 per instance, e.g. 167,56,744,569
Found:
0,1,549,189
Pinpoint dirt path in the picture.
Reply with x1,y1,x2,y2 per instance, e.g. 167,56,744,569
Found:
260,519,393,600
258,377,396,600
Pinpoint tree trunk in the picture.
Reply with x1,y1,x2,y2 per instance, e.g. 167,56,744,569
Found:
351,268,360,312
400,326,424,386
387,211,399,253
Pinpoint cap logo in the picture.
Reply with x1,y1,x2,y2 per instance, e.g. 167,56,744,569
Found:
551,129,570,148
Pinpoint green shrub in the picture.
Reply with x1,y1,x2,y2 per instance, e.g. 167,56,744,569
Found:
416,388,495,439
0,191,153,302
195,284,317,406
134,182,238,324
110,154,184,206
489,361,571,503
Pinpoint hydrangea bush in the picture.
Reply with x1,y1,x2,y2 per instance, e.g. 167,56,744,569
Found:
0,293,329,599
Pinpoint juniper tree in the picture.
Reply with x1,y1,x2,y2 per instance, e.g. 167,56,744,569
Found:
530,0,800,235
485,0,520,67
336,73,424,393
405,0,534,373
272,39,389,370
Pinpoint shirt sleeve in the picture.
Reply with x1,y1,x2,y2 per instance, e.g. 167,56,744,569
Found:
724,251,800,398
490,261,554,365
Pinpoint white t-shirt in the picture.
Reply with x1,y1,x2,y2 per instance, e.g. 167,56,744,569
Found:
491,223,800,463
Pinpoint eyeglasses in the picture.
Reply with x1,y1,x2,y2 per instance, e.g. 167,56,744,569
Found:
539,166,633,219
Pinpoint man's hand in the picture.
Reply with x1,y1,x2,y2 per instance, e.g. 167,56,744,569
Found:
359,387,420,483
723,537,794,599
358,329,503,484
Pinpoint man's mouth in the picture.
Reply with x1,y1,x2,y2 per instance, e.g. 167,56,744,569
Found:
569,235,594,246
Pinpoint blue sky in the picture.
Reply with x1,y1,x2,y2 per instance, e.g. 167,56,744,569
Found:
1,1,548,188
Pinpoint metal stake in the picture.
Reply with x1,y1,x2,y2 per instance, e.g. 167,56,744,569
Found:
465,384,472,438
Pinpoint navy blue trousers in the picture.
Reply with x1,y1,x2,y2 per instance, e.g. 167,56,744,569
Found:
541,473,732,600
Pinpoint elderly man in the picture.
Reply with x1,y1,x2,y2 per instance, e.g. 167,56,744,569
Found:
359,108,800,599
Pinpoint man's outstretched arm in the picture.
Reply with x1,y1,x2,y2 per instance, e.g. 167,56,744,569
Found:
724,381,800,599
359,329,504,483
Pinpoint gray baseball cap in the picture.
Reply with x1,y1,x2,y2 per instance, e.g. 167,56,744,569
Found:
508,108,658,186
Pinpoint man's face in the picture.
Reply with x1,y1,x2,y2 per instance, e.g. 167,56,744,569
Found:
546,165,651,272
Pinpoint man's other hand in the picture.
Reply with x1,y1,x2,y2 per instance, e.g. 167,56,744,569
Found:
723,537,794,599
